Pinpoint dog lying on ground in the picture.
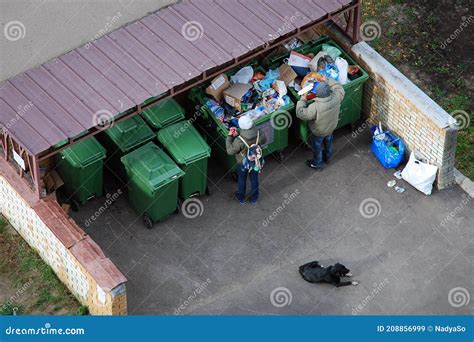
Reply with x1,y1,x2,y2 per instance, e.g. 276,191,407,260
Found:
299,261,359,287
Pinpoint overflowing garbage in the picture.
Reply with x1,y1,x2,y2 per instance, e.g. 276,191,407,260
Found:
281,43,363,98
261,38,369,146
204,66,292,130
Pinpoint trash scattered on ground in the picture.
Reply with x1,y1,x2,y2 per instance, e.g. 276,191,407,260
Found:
393,170,402,179
387,180,396,187
395,186,406,193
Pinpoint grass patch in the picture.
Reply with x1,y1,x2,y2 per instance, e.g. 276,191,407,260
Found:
0,215,83,315
362,1,473,179
0,302,23,316
0,217,7,234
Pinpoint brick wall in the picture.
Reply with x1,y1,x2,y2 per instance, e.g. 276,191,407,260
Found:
318,24,458,189
0,159,127,315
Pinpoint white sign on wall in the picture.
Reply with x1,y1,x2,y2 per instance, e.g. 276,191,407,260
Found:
13,150,26,170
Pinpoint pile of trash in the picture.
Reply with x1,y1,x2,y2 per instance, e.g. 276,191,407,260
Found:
204,66,291,129
278,44,363,99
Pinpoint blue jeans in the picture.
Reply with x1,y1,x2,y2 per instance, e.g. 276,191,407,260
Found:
311,134,333,167
237,164,259,202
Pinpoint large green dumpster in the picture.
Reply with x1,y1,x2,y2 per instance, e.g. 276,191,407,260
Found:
100,116,155,181
157,120,211,199
141,98,186,130
264,37,369,145
121,142,184,229
189,67,293,174
56,137,106,208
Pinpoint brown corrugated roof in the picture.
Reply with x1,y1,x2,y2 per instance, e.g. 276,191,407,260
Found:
0,0,352,155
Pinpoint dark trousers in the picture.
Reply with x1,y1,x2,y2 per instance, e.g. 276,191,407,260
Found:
237,164,259,202
311,134,333,167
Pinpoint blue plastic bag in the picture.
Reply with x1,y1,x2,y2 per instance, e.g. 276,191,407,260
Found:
256,69,280,91
370,126,405,169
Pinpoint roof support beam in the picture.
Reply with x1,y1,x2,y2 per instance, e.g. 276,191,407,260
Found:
352,0,362,43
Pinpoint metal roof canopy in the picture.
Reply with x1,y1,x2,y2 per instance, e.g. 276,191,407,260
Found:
0,0,361,196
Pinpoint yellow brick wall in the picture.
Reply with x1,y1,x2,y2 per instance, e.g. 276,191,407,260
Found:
0,175,127,315
317,24,457,188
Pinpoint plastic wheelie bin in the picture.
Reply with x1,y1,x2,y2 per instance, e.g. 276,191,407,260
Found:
141,98,186,130
189,66,293,174
121,142,184,229
100,116,155,181
56,137,106,210
264,37,369,145
157,120,211,199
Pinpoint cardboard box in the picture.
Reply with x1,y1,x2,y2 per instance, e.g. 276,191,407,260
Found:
279,64,298,85
206,74,230,101
297,28,321,43
223,83,252,112
61,203,71,215
43,170,64,194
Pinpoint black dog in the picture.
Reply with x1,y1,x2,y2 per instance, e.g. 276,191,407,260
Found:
299,261,358,287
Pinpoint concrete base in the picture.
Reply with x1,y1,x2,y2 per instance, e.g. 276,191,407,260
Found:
454,169,474,198
70,127,474,315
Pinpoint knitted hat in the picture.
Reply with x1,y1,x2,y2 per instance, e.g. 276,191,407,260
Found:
314,82,332,98
238,115,253,130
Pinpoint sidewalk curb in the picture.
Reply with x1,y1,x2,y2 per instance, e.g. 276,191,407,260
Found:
454,168,474,198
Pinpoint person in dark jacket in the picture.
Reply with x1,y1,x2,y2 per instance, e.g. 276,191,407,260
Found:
296,78,345,170
226,116,266,204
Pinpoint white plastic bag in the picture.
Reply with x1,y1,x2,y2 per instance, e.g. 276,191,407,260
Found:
335,57,348,85
401,152,438,195
231,66,254,84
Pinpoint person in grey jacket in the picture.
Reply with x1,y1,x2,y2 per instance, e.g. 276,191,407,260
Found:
226,116,266,204
296,78,345,170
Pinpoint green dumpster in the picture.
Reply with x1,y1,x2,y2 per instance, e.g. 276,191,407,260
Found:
100,116,155,181
121,142,184,229
189,67,293,174
141,98,186,130
56,137,106,208
157,120,211,199
264,37,369,145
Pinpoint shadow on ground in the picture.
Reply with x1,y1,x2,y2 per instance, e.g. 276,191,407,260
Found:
70,127,474,315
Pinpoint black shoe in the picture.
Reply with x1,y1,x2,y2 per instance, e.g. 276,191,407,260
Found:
306,160,324,170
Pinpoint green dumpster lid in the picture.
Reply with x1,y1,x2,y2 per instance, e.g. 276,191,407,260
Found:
156,121,211,165
104,116,154,152
121,142,184,190
141,98,186,129
59,137,106,168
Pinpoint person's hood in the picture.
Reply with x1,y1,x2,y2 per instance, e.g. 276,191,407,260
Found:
239,127,258,139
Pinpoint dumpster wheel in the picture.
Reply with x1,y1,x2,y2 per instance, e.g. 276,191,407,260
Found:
274,151,285,163
231,172,238,182
70,199,80,213
143,215,153,229
205,185,211,196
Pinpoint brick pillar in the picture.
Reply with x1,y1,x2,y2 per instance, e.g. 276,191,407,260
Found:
438,127,458,189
